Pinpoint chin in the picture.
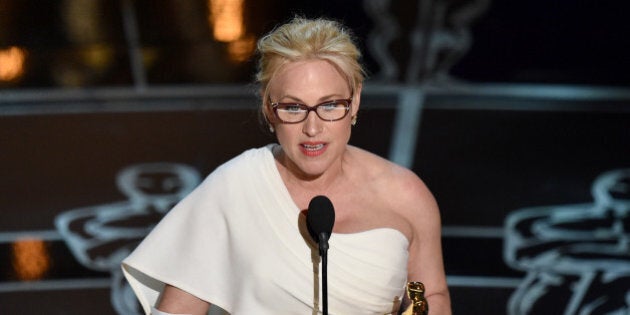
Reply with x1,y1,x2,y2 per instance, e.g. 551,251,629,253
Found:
295,161,330,179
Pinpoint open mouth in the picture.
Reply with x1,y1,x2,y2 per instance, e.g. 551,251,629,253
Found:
300,143,327,156
302,143,325,151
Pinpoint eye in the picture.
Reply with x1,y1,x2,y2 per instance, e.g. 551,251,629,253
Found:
284,104,303,112
320,101,342,111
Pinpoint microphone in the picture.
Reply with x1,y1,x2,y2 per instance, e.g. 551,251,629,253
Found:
307,195,335,256
307,195,335,315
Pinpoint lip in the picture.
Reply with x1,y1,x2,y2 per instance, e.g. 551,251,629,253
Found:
299,142,327,157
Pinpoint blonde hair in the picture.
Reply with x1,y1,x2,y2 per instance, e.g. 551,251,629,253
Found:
255,17,366,122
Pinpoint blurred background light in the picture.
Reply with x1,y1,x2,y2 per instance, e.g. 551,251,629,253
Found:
208,0,245,42
207,0,254,63
11,238,51,281
0,46,26,82
226,35,255,63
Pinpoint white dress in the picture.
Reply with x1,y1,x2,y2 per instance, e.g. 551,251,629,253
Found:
122,145,409,314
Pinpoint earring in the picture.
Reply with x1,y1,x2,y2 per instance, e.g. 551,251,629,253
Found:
351,115,357,126
269,125,275,133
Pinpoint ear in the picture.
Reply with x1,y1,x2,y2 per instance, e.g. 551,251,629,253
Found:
351,83,362,116
262,110,277,134
260,88,276,125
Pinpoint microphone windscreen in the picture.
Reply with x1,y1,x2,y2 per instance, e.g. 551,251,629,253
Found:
307,195,335,243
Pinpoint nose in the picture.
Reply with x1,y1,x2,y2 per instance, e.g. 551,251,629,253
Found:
302,111,322,136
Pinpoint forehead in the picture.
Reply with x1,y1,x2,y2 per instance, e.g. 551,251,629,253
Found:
269,59,350,98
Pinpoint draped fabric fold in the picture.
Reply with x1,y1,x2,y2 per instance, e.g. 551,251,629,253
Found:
122,145,409,314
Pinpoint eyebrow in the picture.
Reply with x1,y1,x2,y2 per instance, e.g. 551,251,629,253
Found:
276,93,349,104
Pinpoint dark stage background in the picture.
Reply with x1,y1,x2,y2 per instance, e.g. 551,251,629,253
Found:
1,1,629,314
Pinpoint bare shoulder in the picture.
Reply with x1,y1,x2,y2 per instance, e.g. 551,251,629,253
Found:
345,146,440,232
347,146,436,206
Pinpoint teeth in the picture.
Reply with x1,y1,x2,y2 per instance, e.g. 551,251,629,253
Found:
303,144,324,150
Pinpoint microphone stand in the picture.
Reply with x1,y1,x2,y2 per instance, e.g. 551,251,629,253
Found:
307,195,334,315
319,233,329,315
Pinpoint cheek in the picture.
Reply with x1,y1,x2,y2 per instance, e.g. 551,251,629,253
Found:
274,126,298,143
333,123,353,141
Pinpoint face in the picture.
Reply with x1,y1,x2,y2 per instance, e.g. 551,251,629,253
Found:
266,59,361,179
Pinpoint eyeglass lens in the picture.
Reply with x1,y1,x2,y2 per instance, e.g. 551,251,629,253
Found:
274,99,350,123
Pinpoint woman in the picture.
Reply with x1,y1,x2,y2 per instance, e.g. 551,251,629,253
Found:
123,17,451,314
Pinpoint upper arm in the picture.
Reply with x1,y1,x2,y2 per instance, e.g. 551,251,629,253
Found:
395,171,451,312
156,284,210,315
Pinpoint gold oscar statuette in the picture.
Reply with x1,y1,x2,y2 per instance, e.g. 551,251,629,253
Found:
404,281,428,315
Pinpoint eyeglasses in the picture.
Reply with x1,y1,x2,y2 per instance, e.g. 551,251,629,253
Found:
270,98,352,124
